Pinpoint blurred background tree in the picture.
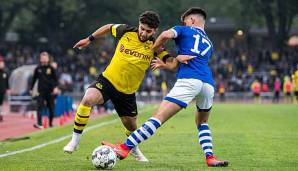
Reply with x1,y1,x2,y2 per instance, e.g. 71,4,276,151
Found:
0,0,298,52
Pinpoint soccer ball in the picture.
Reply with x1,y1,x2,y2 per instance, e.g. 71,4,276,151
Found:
91,145,117,170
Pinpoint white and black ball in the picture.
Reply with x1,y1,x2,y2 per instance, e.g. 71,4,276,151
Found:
91,145,117,170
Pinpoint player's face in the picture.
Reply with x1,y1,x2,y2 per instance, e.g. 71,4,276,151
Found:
138,22,157,42
40,54,49,66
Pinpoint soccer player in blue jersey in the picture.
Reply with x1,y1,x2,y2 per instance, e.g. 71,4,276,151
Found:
102,7,229,167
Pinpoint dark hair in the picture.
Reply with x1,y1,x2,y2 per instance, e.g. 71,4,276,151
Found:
181,7,207,22
139,11,160,29
40,51,49,57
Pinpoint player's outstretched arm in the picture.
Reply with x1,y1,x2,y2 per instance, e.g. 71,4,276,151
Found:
176,55,196,64
73,24,113,49
152,29,175,51
151,54,196,71
151,57,178,71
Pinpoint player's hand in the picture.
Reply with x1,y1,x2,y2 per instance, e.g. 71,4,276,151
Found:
176,55,196,64
52,87,61,95
29,90,33,96
73,38,91,50
151,58,166,71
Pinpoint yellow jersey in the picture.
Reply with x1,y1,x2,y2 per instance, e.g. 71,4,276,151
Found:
102,24,169,94
294,70,298,91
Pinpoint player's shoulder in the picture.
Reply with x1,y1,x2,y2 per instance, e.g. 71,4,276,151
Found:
112,24,137,33
111,24,137,38
172,25,188,31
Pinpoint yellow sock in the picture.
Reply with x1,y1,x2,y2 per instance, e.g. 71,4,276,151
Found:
73,104,91,133
124,128,133,137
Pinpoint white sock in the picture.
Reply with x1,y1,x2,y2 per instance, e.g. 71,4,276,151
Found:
71,132,81,144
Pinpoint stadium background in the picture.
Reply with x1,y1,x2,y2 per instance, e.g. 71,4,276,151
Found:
0,0,298,170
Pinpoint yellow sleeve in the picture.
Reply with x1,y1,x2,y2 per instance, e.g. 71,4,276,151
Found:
156,50,171,62
110,24,136,39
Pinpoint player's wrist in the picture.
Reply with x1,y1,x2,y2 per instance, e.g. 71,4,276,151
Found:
88,35,95,42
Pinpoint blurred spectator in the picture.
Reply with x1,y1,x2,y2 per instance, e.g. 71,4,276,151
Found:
0,57,10,121
272,77,281,103
161,81,167,97
251,79,261,103
293,65,298,103
59,67,73,92
261,82,269,92
218,82,226,102
0,40,297,97
283,76,293,103
30,52,59,129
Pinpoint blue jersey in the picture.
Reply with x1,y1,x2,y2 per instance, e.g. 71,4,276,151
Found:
171,26,214,87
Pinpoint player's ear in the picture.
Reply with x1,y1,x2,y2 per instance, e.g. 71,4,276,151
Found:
191,17,195,25
155,28,158,33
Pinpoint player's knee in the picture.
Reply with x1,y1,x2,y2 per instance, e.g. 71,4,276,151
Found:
81,89,104,106
125,124,137,132
81,95,96,107
121,117,137,131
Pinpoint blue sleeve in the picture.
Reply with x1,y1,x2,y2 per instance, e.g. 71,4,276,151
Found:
171,26,184,38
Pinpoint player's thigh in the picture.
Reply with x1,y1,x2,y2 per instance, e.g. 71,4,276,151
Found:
196,82,214,111
85,76,112,106
165,79,203,108
111,91,138,118
81,88,104,106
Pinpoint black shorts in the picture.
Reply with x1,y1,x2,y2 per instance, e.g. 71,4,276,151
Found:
295,91,298,97
89,75,137,117
254,93,260,97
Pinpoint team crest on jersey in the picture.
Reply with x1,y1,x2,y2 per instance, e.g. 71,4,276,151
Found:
46,68,51,75
2,73,6,78
144,44,150,50
144,42,151,50
95,83,103,89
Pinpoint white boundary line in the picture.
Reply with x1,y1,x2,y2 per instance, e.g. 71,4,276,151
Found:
0,106,154,158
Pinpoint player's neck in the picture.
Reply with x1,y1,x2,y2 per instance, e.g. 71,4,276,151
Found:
189,24,205,32
193,25,205,32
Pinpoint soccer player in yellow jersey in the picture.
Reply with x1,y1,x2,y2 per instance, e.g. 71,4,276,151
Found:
64,11,172,162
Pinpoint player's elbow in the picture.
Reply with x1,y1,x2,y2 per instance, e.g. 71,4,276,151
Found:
106,24,114,29
160,31,173,39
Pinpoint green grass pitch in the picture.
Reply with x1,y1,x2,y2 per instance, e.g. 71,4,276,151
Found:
0,103,298,171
